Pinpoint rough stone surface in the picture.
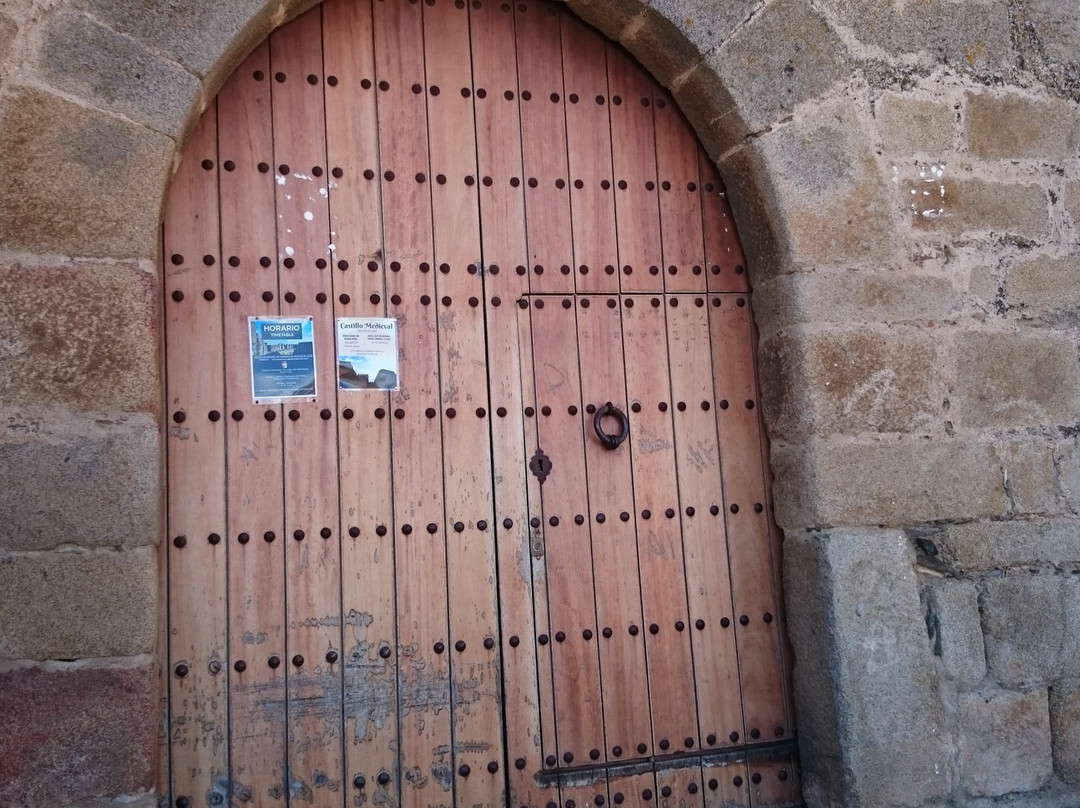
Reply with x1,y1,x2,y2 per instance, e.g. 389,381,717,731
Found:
1057,438,1080,515
0,662,156,808
759,327,938,437
771,437,1005,529
756,102,898,268
620,6,711,91
966,91,1080,162
1050,680,1080,785
935,178,1050,240
818,0,1012,73
785,529,949,807
924,577,986,688
0,411,158,551
941,518,1080,571
1009,256,1080,313
876,93,955,155
0,261,159,412
997,438,1059,516
37,11,200,136
0,548,157,659
753,270,962,337
669,60,744,158
1011,0,1080,102
707,0,850,132
1065,181,1080,223
0,86,173,258
80,0,279,81
958,688,1054,798
0,13,17,66
954,331,1080,429
638,0,755,57
980,573,1080,687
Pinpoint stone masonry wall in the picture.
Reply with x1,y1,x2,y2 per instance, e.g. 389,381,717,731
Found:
0,0,1078,806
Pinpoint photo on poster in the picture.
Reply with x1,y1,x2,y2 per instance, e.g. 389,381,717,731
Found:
248,316,317,403
336,317,399,391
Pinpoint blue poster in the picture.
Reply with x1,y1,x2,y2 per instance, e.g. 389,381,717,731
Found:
248,316,317,402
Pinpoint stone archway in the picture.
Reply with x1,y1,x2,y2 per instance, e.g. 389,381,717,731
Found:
0,1,957,806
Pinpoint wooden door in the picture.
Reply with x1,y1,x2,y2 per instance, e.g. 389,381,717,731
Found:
161,1,799,807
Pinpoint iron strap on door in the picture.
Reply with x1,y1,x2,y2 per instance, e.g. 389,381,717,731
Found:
161,0,799,806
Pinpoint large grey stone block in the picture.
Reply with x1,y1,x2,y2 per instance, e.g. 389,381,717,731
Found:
771,437,1005,530
816,0,1012,73
0,410,158,551
37,11,199,137
980,573,1080,687
923,577,986,688
937,178,1050,240
1010,0,1080,101
955,330,1080,429
0,547,157,659
759,326,939,438
0,13,16,65
966,91,1080,162
754,101,897,269
706,0,850,133
1050,680,1080,784
0,86,173,258
0,662,156,808
875,93,955,156
958,688,1053,798
0,261,159,413
1009,256,1080,314
941,517,1080,571
638,0,756,57
785,528,950,807
752,269,962,339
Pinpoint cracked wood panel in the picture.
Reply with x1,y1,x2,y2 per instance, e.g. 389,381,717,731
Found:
218,40,289,803
562,16,619,295
656,764,704,808
575,295,652,762
164,104,229,807
605,41,662,294
469,2,550,805
270,8,345,802
517,0,574,295
322,0,400,798
709,296,787,747
621,295,699,755
372,0,455,802
653,90,706,295
665,297,744,751
423,1,503,804
528,297,606,768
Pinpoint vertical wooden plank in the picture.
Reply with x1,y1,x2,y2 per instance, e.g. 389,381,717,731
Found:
218,42,289,804
652,88,706,293
708,295,787,747
698,151,748,295
620,294,698,756
163,105,229,806
561,19,619,294
702,760,750,808
664,295,744,752
423,1,503,806
372,0,454,804
609,772,658,808
657,765,704,808
606,42,662,293
322,0,400,802
516,0,574,294
575,294,651,762
747,757,797,808
470,2,551,805
527,295,605,768
270,9,345,803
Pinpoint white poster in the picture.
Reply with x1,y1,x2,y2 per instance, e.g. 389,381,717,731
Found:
336,318,399,391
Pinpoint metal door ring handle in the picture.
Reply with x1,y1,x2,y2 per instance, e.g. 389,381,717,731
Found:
593,402,629,450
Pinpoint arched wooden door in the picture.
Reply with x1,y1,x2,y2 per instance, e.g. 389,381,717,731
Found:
162,1,799,806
